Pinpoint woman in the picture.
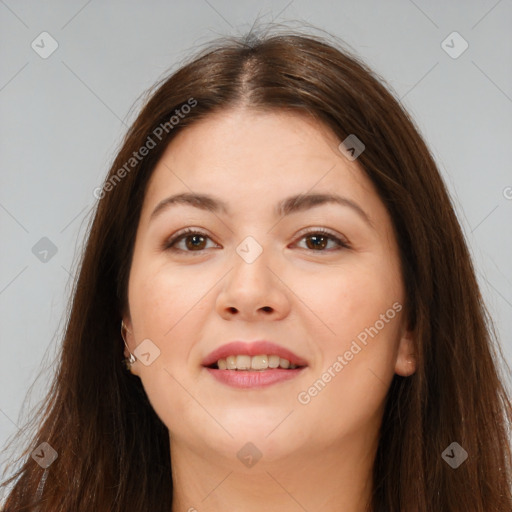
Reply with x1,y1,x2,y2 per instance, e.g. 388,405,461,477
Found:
1,27,511,512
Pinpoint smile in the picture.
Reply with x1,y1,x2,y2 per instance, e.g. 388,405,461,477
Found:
202,341,308,388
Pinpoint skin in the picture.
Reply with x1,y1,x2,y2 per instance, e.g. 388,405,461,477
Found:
122,107,417,512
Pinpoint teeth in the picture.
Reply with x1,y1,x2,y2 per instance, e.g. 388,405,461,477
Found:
251,355,268,370
268,355,280,368
215,354,300,370
236,355,251,370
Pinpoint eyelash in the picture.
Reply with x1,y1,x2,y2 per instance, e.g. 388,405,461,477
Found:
163,227,351,254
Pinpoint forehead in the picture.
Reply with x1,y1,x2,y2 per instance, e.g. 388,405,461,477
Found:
139,108,387,229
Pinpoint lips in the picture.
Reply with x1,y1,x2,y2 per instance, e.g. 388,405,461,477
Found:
201,341,308,368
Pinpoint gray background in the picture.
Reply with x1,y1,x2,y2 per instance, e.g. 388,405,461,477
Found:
1,0,511,479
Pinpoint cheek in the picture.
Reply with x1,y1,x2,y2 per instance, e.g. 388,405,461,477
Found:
292,256,403,435
127,263,211,426
129,257,205,337
291,256,403,347
126,263,208,408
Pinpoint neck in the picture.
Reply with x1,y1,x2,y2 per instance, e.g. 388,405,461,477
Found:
169,429,378,512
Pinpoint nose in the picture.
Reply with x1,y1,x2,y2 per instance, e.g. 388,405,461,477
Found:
215,247,291,322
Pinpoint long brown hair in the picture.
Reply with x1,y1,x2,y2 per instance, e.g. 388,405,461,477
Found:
2,24,512,511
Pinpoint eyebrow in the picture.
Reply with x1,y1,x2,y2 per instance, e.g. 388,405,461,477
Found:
149,192,373,228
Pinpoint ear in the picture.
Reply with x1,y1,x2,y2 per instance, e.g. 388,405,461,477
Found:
121,314,139,376
121,315,134,357
394,324,417,377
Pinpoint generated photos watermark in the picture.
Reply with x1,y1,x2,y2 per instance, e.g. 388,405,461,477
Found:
93,97,197,200
297,301,402,405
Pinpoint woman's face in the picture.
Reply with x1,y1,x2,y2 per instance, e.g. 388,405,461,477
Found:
123,108,415,466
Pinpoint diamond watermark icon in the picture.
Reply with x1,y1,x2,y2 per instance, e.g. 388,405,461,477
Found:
237,442,263,468
31,442,58,469
441,442,468,469
31,32,59,59
338,134,365,161
441,32,468,59
133,338,161,366
236,236,263,264
32,237,58,263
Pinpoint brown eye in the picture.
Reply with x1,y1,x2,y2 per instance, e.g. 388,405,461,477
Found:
164,229,216,252
295,229,350,252
182,233,207,250
304,233,329,250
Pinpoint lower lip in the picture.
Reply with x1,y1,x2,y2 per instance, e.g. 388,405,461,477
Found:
204,367,306,388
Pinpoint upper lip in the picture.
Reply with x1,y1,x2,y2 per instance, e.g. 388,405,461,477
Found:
201,341,308,368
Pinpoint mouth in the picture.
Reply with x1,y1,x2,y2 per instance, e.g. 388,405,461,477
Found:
202,341,308,389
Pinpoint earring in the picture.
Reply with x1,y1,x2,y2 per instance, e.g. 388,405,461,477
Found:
121,320,136,372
